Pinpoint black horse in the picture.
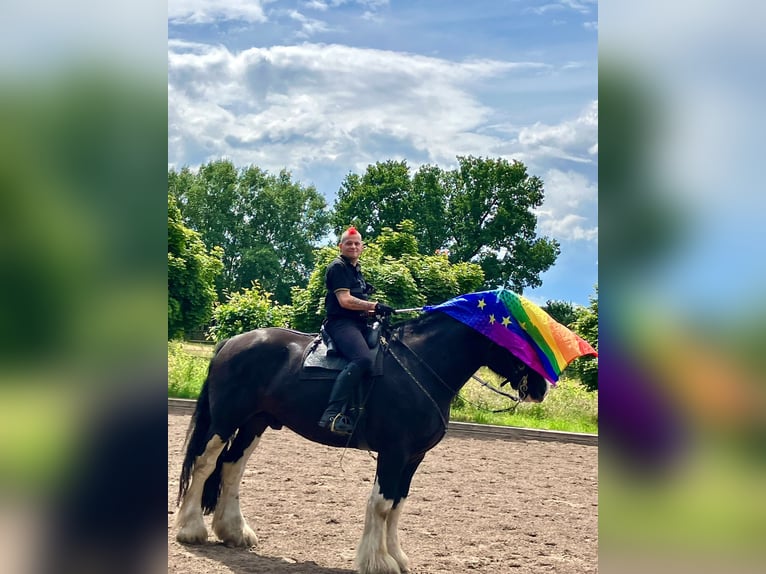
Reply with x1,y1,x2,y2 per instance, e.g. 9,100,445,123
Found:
175,310,549,574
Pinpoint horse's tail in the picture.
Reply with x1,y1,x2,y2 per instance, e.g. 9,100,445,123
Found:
177,338,228,508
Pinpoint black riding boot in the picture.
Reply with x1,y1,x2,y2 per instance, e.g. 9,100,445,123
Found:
318,362,363,435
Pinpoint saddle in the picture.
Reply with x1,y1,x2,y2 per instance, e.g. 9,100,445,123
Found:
300,321,385,380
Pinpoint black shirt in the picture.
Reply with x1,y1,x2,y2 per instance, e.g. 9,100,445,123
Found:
324,255,370,321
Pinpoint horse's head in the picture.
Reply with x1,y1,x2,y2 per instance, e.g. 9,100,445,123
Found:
483,342,549,403
506,368,549,403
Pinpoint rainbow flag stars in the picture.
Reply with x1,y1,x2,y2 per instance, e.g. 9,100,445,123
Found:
423,289,597,384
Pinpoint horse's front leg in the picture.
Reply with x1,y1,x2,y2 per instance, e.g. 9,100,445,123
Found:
385,500,408,572
357,478,400,574
385,454,424,573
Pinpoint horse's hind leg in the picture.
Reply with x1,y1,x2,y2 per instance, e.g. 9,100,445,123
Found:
176,434,226,544
212,416,268,547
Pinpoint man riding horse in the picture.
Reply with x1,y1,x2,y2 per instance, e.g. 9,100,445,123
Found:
318,225,394,435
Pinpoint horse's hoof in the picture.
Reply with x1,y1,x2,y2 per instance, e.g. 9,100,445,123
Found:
221,525,258,548
357,554,401,574
392,554,410,573
176,524,208,545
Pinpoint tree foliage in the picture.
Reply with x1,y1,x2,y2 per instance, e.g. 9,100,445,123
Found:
169,160,331,304
168,194,223,339
567,285,599,391
543,300,578,328
333,156,559,293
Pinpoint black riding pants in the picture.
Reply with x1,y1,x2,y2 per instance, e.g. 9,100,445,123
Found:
325,318,374,374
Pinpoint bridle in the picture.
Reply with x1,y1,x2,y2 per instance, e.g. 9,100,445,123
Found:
382,320,531,424
470,372,528,413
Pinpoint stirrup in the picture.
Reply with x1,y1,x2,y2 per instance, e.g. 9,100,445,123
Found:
329,413,354,436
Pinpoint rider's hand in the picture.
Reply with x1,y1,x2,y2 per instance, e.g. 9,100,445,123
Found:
374,302,395,317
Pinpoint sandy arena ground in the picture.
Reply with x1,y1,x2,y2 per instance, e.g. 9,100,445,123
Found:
168,413,597,573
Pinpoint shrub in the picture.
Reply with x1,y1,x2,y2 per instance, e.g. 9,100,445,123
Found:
207,281,293,341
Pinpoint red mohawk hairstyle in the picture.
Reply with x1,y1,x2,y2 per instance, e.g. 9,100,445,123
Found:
340,225,362,242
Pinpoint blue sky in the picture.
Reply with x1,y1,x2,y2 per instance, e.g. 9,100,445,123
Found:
168,0,598,307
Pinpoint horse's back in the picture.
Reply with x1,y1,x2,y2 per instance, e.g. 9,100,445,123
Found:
214,327,313,360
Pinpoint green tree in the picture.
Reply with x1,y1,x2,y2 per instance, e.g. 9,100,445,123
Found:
171,160,240,300
445,156,559,292
333,156,559,293
332,160,413,236
567,286,598,391
237,167,331,303
169,160,331,304
168,193,223,339
410,164,450,254
543,300,578,328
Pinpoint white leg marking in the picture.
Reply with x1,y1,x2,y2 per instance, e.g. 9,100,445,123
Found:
356,479,401,574
212,435,261,547
176,435,226,544
386,498,409,573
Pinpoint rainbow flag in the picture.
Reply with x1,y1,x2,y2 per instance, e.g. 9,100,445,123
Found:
423,289,597,384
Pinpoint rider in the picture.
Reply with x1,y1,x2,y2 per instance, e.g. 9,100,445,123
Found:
317,226,395,435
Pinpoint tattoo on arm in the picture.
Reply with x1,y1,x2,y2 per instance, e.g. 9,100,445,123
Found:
336,290,374,311
347,296,373,311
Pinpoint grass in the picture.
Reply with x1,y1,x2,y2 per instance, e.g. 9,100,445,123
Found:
450,367,598,434
168,342,598,434
168,341,211,399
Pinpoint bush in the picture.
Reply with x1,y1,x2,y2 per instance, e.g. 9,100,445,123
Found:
207,281,293,341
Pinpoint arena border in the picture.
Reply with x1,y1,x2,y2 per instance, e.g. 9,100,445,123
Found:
168,398,597,446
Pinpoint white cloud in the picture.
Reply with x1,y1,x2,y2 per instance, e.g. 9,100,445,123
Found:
287,9,332,37
535,168,597,242
168,0,268,24
166,2,597,305
526,0,596,16
517,99,597,164
168,41,550,178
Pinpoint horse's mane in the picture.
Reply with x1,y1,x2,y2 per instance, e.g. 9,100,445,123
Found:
392,311,448,338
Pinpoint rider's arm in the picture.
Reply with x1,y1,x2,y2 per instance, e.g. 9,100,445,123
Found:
335,289,377,313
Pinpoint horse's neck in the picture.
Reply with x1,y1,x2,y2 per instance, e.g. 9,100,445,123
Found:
397,316,485,395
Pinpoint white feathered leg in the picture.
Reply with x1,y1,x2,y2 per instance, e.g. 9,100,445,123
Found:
212,436,261,547
356,479,401,574
176,435,225,544
386,498,409,572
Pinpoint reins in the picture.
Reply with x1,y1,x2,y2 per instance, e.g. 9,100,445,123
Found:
469,372,526,414
386,308,528,417
384,331,450,430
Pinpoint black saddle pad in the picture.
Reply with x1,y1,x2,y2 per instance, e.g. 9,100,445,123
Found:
300,339,383,381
